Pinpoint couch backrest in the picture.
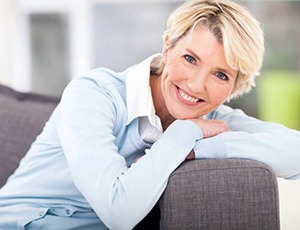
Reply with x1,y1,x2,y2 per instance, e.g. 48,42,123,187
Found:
0,84,60,187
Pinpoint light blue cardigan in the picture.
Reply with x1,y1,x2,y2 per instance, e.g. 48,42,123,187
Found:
0,56,299,230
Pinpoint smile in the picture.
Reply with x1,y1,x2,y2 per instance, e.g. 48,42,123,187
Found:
176,86,204,105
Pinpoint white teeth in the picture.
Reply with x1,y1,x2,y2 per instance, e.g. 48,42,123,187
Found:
178,88,199,103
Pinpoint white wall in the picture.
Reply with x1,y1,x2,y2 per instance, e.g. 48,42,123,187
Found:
278,178,300,230
0,0,17,87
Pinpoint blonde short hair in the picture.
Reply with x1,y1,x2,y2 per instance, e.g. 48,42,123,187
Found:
151,0,265,99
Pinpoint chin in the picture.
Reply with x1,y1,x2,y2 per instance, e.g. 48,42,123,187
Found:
170,110,200,120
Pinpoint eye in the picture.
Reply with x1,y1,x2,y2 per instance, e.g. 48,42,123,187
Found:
216,72,229,81
183,54,196,64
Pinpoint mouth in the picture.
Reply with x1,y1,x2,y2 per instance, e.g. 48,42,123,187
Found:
176,86,205,105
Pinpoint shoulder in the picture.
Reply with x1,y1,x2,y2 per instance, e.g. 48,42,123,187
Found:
58,68,129,120
63,68,128,102
207,104,241,119
78,67,127,90
207,104,256,124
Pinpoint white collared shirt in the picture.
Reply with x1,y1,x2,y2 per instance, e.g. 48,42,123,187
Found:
126,53,163,143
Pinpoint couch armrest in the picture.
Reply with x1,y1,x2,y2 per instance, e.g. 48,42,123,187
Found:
159,159,280,230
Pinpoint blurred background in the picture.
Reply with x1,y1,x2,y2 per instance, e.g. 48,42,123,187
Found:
0,0,299,229
1,0,300,129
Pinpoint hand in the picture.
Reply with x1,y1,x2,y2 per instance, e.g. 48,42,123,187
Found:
186,150,195,160
190,118,230,138
134,156,142,163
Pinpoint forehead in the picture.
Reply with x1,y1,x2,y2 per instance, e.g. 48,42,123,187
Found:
180,27,224,61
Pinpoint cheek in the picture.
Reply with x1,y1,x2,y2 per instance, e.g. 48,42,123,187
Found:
163,62,187,83
209,84,233,104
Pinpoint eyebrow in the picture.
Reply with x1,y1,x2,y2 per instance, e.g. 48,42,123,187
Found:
185,48,237,79
186,48,201,62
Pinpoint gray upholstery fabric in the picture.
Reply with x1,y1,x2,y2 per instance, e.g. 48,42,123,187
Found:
159,159,280,230
0,84,59,187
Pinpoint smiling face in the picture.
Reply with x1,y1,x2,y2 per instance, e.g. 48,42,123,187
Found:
159,26,238,120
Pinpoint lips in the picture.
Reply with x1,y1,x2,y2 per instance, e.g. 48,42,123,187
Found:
176,86,204,105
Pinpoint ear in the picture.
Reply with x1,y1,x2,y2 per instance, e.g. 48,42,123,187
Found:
228,80,238,98
163,34,170,46
231,84,237,95
162,35,170,63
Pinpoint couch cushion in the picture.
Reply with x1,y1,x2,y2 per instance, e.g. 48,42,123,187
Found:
0,84,60,187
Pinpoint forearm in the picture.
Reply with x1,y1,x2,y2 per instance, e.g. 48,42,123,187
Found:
92,120,201,229
194,128,300,179
62,118,202,229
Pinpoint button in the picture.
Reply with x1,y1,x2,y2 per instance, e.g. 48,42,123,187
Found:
66,209,71,215
39,211,44,216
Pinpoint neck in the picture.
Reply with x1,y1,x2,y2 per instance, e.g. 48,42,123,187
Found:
150,74,175,130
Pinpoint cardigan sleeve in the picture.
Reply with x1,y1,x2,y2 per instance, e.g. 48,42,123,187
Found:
194,104,300,180
57,77,203,229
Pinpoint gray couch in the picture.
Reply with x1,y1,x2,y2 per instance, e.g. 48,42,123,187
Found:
0,83,280,229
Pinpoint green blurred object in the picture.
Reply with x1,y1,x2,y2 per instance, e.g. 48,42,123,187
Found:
257,71,300,130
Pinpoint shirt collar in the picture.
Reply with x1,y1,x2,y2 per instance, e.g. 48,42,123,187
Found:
126,53,162,130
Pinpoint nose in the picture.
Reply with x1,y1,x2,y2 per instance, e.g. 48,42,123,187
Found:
186,72,207,94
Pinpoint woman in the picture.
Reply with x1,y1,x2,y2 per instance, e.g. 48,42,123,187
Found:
0,0,299,229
